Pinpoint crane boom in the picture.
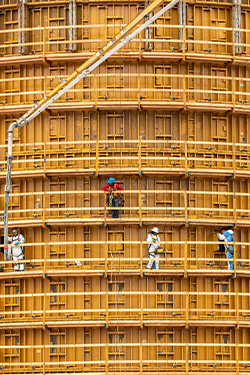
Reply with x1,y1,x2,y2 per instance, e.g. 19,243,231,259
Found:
4,0,179,260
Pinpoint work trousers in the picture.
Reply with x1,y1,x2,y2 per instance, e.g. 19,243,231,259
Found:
146,253,160,269
13,253,25,271
226,250,234,271
112,197,119,218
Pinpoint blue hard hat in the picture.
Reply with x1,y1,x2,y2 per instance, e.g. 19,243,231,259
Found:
108,177,115,184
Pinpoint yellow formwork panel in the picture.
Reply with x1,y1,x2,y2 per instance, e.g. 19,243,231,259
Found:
1,62,250,107
1,110,249,144
0,176,250,226
0,112,250,179
0,225,249,277
1,0,250,374
0,326,249,374
1,2,250,58
0,276,249,328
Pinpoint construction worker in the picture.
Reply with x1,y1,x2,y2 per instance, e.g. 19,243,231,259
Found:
8,228,25,271
102,178,123,218
146,227,161,270
217,228,234,271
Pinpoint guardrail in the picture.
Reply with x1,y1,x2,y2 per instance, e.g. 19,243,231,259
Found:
0,72,249,108
0,139,249,176
0,24,249,58
0,290,248,325
0,341,249,373
0,241,246,277
0,189,249,225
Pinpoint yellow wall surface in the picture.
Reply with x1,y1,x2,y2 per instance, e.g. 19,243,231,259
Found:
0,0,250,374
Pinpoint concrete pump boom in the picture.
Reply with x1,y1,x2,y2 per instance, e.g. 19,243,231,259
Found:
4,0,179,261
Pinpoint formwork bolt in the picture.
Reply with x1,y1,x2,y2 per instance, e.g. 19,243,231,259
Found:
65,96,69,101
172,211,175,216
173,363,177,368
242,263,246,267
241,214,245,218
65,212,70,217
32,314,36,318
0,316,3,319
243,313,247,318
242,100,246,104
207,97,211,102
210,262,214,267
172,96,176,100
33,98,37,103
171,47,175,51
208,48,212,53
208,146,212,151
32,365,36,370
240,148,245,152
213,364,217,368
34,214,38,218
172,145,176,149
0,217,3,220
240,165,244,168
65,146,69,150
140,96,143,100
172,312,177,316
210,312,214,317
65,48,69,52
104,162,108,166
34,164,38,168
104,145,108,149
244,364,248,368
209,212,213,217
66,313,70,318
208,163,212,167
65,163,69,167
66,364,70,369
66,263,69,267
0,366,3,370
104,95,108,100
33,147,37,152
174,262,177,266
0,101,5,105
172,162,176,166
31,50,36,54
0,53,4,57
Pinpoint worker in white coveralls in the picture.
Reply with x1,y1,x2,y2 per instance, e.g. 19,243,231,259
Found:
146,227,161,269
217,228,234,271
8,228,25,271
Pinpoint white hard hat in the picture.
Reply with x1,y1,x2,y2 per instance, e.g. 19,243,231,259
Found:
151,227,159,234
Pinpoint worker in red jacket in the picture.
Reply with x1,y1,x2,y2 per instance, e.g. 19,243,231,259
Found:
102,178,123,218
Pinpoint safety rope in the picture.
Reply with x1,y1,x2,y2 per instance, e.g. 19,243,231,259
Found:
112,10,123,375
